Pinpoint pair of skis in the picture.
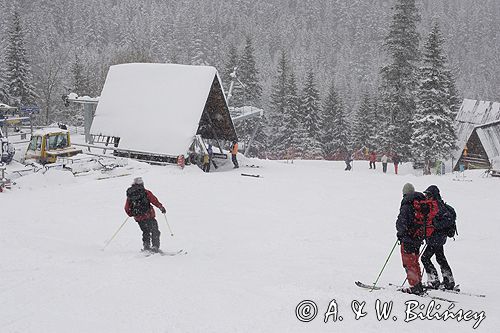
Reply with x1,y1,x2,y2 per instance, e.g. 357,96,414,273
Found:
142,249,187,257
355,281,485,303
388,283,485,298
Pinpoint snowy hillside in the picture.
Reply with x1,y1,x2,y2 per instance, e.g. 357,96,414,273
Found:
1,159,498,332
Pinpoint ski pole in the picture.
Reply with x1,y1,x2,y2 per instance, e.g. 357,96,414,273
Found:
163,213,174,236
102,216,129,250
370,239,398,292
400,242,428,287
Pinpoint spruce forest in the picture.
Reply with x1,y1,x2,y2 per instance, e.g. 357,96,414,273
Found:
0,0,498,162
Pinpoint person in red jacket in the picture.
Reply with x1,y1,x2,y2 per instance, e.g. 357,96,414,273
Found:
125,177,166,252
369,151,377,169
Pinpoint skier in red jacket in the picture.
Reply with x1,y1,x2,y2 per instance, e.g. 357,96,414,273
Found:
125,177,166,252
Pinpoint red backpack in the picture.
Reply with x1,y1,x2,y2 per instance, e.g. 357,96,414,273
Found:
412,199,439,239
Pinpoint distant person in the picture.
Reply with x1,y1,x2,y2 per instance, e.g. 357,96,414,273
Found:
344,151,353,171
207,144,218,171
202,153,210,172
381,154,388,173
421,185,456,290
125,177,167,253
369,151,377,169
231,141,239,168
396,183,425,295
393,153,400,175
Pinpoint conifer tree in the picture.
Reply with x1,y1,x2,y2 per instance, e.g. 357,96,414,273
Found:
0,68,9,104
71,55,91,96
300,68,323,159
248,112,268,159
5,11,38,106
222,44,239,96
379,0,421,158
412,23,458,174
352,93,374,152
223,44,245,108
267,51,290,158
446,70,461,118
190,22,209,66
322,81,350,158
239,37,262,107
369,97,384,151
233,37,264,153
282,70,303,158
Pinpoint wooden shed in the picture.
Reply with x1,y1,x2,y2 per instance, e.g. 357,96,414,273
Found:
453,99,500,170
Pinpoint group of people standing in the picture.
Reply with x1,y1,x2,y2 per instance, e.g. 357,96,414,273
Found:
345,151,400,174
369,151,400,174
201,141,239,172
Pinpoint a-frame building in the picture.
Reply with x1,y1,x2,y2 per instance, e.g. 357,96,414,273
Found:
453,99,500,171
90,63,237,162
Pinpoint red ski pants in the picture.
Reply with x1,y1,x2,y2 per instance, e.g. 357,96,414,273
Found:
401,243,422,286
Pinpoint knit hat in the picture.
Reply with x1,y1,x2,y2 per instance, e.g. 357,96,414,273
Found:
402,183,415,195
424,185,441,200
132,177,144,185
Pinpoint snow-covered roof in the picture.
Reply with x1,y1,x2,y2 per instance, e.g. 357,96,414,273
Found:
452,99,500,164
91,63,237,156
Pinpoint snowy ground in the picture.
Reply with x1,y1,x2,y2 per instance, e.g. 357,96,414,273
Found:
1,157,498,332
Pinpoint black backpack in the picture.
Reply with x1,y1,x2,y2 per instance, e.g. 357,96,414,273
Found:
126,185,150,216
442,203,458,238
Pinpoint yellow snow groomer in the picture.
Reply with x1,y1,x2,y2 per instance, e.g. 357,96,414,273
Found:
25,128,82,164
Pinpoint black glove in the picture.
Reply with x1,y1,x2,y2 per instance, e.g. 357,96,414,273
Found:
160,207,166,214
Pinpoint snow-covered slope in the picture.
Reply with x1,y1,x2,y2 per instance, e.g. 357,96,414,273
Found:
1,160,498,332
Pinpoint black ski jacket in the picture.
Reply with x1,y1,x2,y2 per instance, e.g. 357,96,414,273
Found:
396,192,425,251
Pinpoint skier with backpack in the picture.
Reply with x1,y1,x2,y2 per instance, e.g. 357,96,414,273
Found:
125,177,167,253
421,185,456,290
396,183,439,295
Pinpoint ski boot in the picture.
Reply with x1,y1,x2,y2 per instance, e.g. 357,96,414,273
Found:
401,282,425,296
151,246,162,254
424,280,441,290
442,277,455,290
141,242,152,253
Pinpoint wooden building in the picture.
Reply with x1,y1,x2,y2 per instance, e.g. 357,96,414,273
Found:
90,63,237,163
453,99,500,171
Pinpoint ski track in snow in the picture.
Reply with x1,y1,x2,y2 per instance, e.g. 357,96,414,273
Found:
1,158,498,332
